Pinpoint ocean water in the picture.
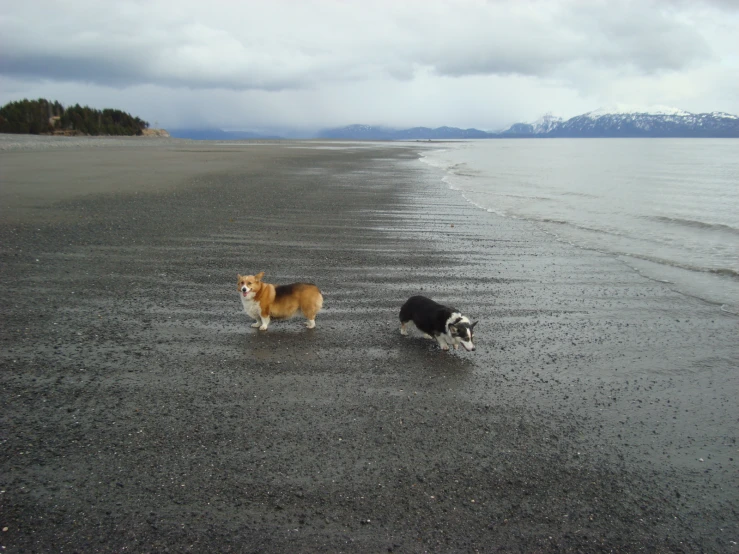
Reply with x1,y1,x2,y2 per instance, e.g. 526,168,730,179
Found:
420,139,739,314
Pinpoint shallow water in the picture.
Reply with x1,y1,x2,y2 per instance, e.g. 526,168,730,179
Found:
420,139,739,313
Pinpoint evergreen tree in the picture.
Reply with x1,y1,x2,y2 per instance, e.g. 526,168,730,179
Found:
0,98,149,136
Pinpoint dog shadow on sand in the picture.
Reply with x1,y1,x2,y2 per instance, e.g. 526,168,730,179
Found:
398,334,477,373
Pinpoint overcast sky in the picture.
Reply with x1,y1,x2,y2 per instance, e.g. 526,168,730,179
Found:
1,0,738,132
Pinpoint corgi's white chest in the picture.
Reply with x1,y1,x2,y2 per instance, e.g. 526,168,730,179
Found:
241,295,261,319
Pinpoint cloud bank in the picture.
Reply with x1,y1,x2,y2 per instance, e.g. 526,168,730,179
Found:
1,0,737,130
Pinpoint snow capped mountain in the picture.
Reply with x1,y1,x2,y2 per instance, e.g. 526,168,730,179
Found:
709,111,738,120
531,112,564,132
552,107,739,137
504,107,739,138
584,105,692,118
503,112,563,135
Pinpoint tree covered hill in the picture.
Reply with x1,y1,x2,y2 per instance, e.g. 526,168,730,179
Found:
0,98,150,136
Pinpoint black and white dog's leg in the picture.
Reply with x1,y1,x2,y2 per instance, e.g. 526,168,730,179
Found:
436,334,450,351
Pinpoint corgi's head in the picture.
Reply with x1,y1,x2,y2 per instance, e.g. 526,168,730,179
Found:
237,272,265,299
449,316,477,352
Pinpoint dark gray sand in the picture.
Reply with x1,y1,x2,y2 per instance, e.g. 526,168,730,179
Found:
1,137,737,552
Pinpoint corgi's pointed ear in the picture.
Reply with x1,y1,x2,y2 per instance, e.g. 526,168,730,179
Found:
237,274,242,280
255,272,265,281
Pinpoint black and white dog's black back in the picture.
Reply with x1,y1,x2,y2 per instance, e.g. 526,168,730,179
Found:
399,295,477,351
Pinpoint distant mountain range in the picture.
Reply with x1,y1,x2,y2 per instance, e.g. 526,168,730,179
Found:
320,107,739,139
315,124,495,140
169,107,739,140
504,106,739,138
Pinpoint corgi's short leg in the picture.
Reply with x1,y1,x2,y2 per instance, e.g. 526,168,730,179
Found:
259,315,270,331
250,319,261,328
302,303,319,329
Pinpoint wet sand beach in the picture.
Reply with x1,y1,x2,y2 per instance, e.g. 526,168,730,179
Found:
1,137,737,552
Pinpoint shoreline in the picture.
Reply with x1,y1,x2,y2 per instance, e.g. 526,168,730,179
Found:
419,141,739,316
1,139,736,552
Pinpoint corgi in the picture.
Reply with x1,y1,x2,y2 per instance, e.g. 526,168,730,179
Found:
399,295,477,351
238,272,323,331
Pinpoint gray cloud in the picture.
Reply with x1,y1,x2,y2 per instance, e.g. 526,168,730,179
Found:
0,0,718,90
0,0,737,128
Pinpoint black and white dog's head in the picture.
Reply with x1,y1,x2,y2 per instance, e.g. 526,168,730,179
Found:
446,313,477,351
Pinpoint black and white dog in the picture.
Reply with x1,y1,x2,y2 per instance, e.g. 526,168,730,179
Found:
399,295,477,352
